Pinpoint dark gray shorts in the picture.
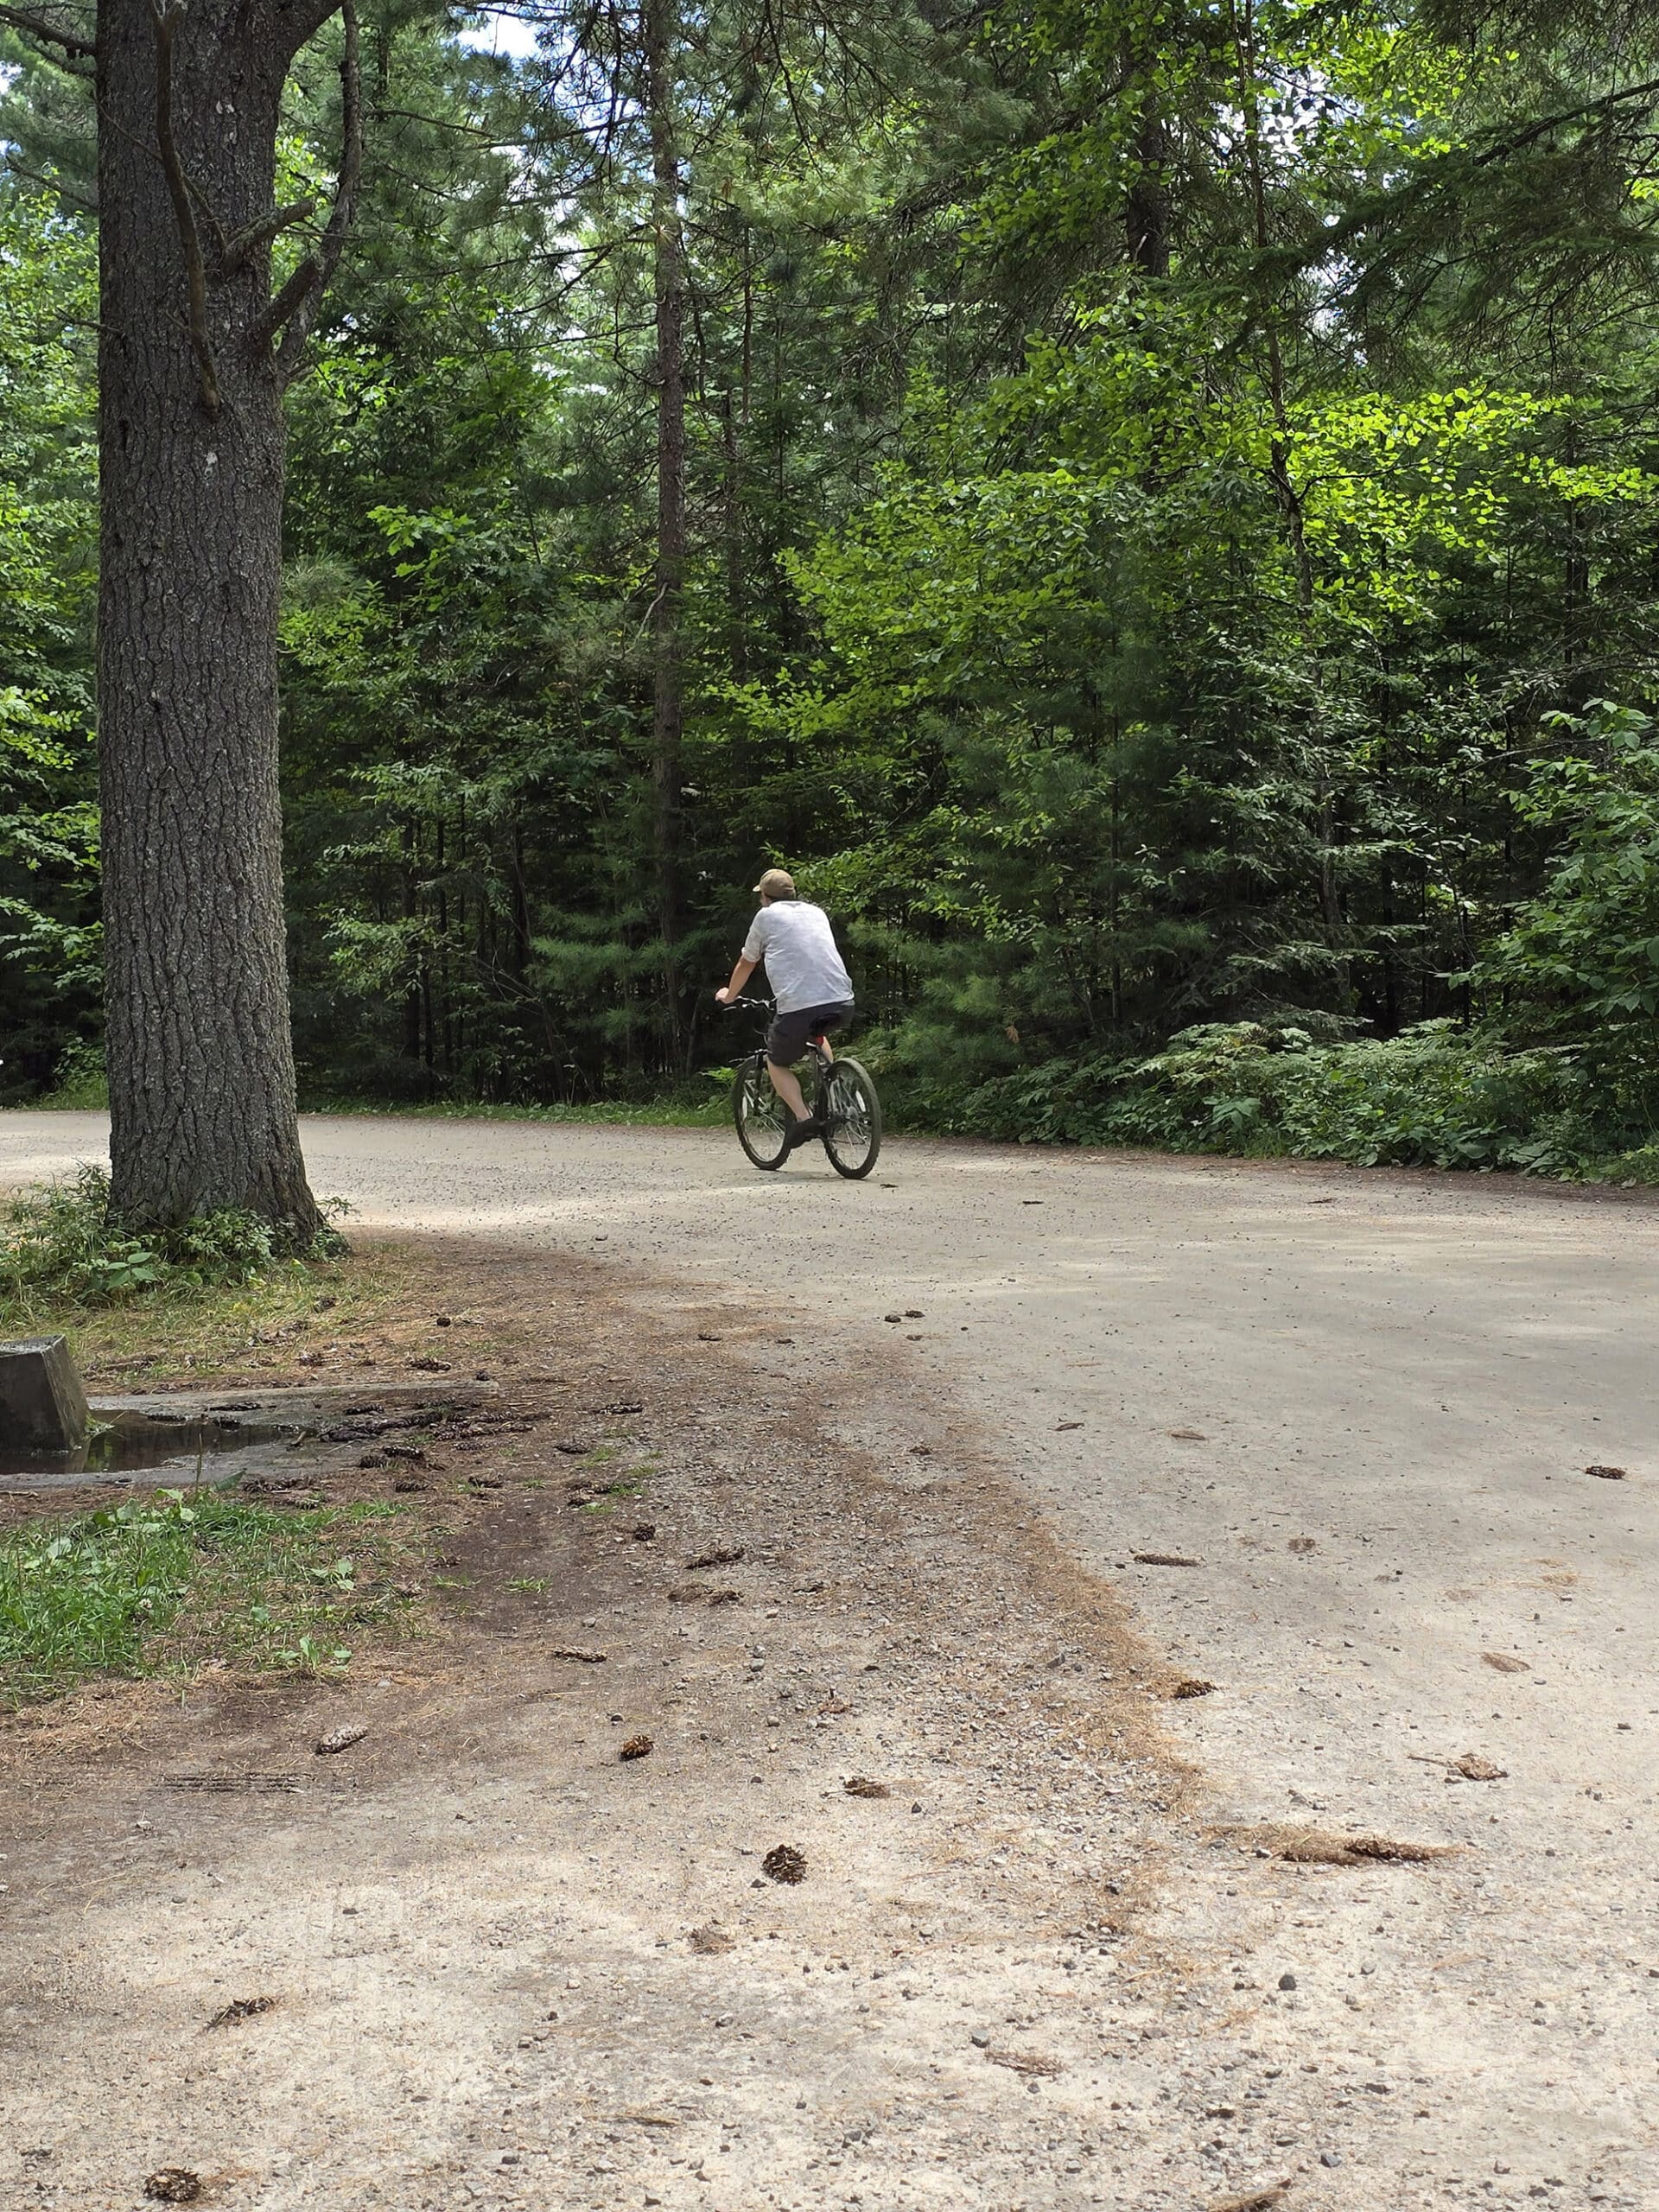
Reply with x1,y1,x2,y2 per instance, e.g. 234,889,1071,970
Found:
766,1001,853,1065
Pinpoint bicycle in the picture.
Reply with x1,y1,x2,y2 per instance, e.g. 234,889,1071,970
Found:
721,996,882,1179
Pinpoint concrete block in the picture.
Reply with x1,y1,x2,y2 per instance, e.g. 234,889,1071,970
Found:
0,1335,91,1452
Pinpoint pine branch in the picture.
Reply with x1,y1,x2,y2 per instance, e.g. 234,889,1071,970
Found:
246,254,321,355
0,3,94,57
221,196,320,272
1471,73,1659,168
2,153,97,213
251,0,362,378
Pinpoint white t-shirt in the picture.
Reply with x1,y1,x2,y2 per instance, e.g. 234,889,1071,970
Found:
741,899,854,1014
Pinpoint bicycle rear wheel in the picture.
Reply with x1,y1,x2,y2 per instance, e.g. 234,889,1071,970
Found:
821,1057,882,1179
733,1056,789,1170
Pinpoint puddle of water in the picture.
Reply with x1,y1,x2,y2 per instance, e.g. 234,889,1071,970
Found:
0,1410,302,1491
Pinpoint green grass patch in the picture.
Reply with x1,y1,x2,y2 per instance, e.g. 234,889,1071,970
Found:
300,1094,729,1128
0,1253,386,1388
0,1488,423,1707
0,1165,394,1385
578,1478,648,1516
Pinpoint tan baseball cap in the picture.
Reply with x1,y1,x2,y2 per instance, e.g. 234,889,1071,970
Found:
753,867,796,898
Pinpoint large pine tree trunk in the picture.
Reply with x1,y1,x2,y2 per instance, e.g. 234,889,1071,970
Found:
94,0,351,1243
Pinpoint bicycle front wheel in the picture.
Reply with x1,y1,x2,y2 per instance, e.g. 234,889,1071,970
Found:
733,1056,789,1170
821,1057,882,1179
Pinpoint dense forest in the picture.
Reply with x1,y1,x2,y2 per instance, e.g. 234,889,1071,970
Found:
4,0,1659,1177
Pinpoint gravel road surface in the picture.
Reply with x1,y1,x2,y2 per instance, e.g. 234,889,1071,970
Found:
3,1111,1656,2208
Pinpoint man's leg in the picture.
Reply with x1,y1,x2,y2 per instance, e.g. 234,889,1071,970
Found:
766,1059,810,1119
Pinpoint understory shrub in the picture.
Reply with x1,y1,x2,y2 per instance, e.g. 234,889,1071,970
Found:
899,1021,1659,1179
39,1041,109,1109
0,1164,347,1305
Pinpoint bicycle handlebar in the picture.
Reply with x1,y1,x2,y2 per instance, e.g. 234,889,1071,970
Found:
720,994,773,1013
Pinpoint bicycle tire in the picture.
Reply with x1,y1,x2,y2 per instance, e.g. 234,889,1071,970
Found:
732,1055,790,1170
821,1057,882,1179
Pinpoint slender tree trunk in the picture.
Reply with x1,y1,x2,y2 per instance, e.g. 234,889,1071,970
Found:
402,821,422,1065
1561,424,1591,709
1125,84,1171,278
1229,0,1349,963
643,0,686,1063
721,388,746,677
94,0,357,1241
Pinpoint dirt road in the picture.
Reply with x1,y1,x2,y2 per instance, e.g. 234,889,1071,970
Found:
2,1114,1656,2211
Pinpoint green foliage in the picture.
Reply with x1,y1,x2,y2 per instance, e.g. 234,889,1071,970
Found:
0,1166,346,1306
299,1093,728,1127
4,0,1659,1185
0,188,99,1090
1472,702,1659,1046
780,313,1659,1072
38,1038,106,1108
920,1020,1658,1179
0,1488,415,1705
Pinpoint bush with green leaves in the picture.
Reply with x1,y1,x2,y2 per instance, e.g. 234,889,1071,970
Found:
39,1041,108,1109
901,1020,1658,1181
1471,702,1659,1061
0,1164,346,1306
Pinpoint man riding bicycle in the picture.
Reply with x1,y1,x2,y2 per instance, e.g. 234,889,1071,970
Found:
715,868,854,1150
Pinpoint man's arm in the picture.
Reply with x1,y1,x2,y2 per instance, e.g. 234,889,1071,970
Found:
715,956,757,1006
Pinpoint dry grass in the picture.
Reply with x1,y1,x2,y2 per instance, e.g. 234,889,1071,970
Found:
1216,1821,1457,1866
1169,1675,1217,1699
1207,2183,1290,2212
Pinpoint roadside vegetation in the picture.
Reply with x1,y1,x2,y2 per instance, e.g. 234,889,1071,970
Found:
0,1180,466,1707
0,1487,421,1707
301,1092,730,1130
0,1166,380,1382
891,1024,1659,1184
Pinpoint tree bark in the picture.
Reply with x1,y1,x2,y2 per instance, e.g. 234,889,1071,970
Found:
643,0,686,1064
1125,89,1171,279
95,0,355,1242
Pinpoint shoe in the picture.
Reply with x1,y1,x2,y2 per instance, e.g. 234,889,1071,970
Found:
783,1116,825,1147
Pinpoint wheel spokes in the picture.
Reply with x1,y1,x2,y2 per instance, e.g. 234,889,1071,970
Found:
826,1073,869,1148
741,1069,785,1141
